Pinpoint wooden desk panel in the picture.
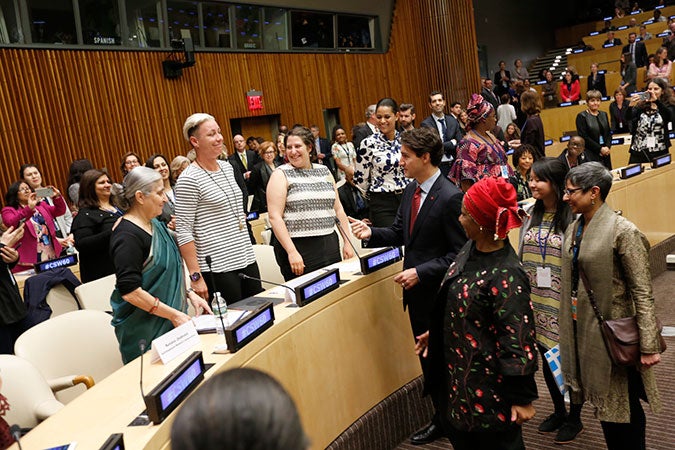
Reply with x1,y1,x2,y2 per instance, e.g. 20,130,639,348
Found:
567,39,662,76
13,261,422,450
582,22,668,50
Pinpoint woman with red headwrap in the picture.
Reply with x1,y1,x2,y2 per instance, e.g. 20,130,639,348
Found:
415,177,538,450
450,94,514,192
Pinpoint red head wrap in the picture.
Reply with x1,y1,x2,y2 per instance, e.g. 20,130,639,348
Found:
464,177,526,240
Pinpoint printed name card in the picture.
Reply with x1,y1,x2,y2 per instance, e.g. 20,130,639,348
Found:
151,321,201,364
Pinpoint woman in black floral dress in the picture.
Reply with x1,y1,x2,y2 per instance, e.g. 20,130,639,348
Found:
416,177,538,450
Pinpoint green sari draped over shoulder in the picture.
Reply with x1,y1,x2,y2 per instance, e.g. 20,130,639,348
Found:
111,219,186,364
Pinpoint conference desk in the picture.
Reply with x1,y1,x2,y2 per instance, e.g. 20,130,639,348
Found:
567,38,662,77
582,21,668,51
12,260,422,450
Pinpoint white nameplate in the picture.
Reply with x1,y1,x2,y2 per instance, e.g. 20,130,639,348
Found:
150,321,201,364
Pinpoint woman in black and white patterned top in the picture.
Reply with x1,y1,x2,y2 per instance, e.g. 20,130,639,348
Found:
353,98,410,227
267,126,354,281
176,113,262,304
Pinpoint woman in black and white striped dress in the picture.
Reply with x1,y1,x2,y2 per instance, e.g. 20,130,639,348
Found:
267,126,354,281
175,113,263,304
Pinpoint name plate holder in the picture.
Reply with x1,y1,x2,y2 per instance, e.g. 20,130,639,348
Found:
150,321,201,364
284,268,341,306
224,301,275,353
34,253,78,273
611,137,625,145
619,164,643,179
652,153,671,168
144,351,205,424
99,433,125,450
360,247,403,275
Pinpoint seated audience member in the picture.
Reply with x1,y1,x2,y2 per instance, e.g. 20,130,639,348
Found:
646,46,672,83
587,63,607,97
0,225,27,354
249,141,281,213
603,31,622,46
639,25,652,41
1,181,67,273
66,158,94,209
509,144,534,201
21,164,74,249
71,169,124,283
541,70,559,109
560,71,580,103
170,156,190,183
653,8,666,23
609,87,630,134
120,152,142,179
557,135,588,169
338,175,369,221
504,122,521,148
171,368,309,450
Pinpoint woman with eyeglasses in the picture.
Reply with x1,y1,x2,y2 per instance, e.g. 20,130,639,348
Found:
120,152,142,179
249,141,281,213
560,162,662,450
1,181,67,273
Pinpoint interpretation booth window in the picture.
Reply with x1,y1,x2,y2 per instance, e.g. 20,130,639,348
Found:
203,2,231,48
3,0,380,52
26,0,77,44
126,0,164,48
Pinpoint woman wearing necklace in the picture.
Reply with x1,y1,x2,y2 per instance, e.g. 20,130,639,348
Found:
176,113,262,304
267,126,354,281
575,90,612,169
1,181,66,273
450,93,514,193
146,154,176,230
330,125,356,182
110,167,211,363
518,158,584,444
71,169,124,283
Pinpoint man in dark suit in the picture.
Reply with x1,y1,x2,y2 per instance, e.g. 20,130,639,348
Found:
420,90,463,177
352,104,378,149
603,31,622,46
310,124,335,178
622,32,648,67
228,134,259,192
350,127,466,445
481,78,500,110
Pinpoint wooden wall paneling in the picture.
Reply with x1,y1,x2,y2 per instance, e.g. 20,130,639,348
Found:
0,0,479,210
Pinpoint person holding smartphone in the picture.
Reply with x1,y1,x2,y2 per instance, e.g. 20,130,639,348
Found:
1,181,66,273
626,78,675,164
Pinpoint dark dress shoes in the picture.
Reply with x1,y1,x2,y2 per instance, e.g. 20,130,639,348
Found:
409,422,444,445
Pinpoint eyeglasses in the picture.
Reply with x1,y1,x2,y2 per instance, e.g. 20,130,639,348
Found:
263,151,276,155
18,187,32,193
564,187,584,196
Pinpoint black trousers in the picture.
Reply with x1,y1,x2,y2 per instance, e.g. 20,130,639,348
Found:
203,261,263,305
368,191,403,227
600,368,647,450
447,425,525,450
272,232,340,281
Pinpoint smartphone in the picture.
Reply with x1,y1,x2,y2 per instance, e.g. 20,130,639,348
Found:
639,91,650,101
35,187,54,198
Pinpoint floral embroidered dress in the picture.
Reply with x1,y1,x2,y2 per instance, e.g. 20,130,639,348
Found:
438,240,538,432
449,136,513,187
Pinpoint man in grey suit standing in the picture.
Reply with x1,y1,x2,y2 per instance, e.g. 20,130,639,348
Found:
352,104,378,150
420,91,463,177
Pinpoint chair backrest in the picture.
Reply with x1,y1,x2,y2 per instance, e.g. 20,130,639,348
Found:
0,355,64,428
14,310,123,404
45,284,80,317
252,244,285,289
74,274,116,312
260,228,272,245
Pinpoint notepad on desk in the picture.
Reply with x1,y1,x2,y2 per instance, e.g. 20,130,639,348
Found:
191,310,251,333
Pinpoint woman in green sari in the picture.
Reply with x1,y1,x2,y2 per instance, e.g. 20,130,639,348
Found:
110,167,211,363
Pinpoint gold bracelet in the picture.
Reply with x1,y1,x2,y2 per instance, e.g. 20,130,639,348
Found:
148,297,160,315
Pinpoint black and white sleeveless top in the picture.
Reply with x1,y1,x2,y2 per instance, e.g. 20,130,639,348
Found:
280,164,336,238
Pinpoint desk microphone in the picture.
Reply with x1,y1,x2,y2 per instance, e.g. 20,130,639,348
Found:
238,273,295,294
138,339,147,399
334,217,361,258
206,255,229,352
9,425,22,450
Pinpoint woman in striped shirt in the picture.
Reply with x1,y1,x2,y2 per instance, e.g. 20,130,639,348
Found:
175,113,262,304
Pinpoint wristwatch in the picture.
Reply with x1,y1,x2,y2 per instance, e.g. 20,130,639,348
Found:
190,272,202,282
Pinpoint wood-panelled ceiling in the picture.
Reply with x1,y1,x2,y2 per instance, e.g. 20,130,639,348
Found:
0,0,479,198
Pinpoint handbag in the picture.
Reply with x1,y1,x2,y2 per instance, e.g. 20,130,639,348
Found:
580,270,667,366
